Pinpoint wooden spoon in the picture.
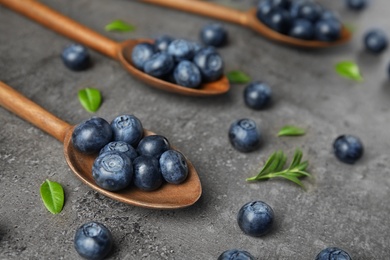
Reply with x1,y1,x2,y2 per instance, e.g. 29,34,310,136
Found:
141,0,352,48
0,0,229,97
0,81,202,209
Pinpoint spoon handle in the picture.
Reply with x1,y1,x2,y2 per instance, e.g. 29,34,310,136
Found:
141,0,248,25
0,82,72,143
0,0,119,59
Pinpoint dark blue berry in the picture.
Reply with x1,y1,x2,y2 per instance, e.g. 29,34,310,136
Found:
92,151,133,191
296,2,322,22
173,60,202,88
100,141,138,161
218,249,255,260
289,19,315,40
200,23,228,47
237,201,274,237
256,0,273,24
154,35,174,52
265,8,292,34
321,10,339,21
193,47,224,82
229,119,261,153
315,19,341,41
72,117,112,154
167,39,195,62
137,135,170,159
346,0,367,11
159,150,188,184
143,52,175,78
244,81,272,110
364,29,388,54
289,0,307,18
61,44,91,71
111,114,143,147
315,247,352,260
74,221,113,260
269,0,290,9
131,43,156,70
133,155,163,191
333,135,364,164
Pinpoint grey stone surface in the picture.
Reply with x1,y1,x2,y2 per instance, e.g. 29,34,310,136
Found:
0,0,390,259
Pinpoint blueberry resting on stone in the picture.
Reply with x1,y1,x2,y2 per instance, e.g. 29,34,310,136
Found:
155,35,174,52
100,141,138,162
137,135,170,159
288,19,315,40
159,150,188,184
92,151,133,191
74,221,113,260
315,247,352,260
364,29,388,54
111,114,143,147
265,8,292,34
173,60,202,88
131,42,156,70
72,117,113,154
315,19,341,42
237,201,274,237
333,135,364,164
200,23,228,47
167,39,195,62
133,155,163,191
143,52,175,78
61,43,91,71
193,47,224,82
218,249,255,260
346,0,367,11
228,118,261,153
244,81,272,110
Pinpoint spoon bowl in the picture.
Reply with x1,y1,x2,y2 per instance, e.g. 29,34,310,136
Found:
0,81,202,209
0,0,229,96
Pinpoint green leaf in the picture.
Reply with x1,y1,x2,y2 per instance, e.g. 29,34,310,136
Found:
40,179,64,214
278,125,306,137
227,70,251,84
105,20,136,32
288,149,303,169
335,61,363,82
78,88,102,113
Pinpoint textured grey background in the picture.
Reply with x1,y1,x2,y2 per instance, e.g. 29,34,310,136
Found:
1,0,390,259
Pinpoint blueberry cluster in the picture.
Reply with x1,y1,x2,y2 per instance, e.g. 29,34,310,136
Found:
71,115,189,192
131,35,224,89
256,0,342,42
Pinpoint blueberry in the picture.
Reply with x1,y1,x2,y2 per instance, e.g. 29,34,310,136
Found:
296,2,322,22
269,0,290,9
256,0,273,23
244,81,272,110
159,150,188,184
333,135,364,164
143,52,175,78
72,117,113,154
315,247,352,260
111,114,143,147
228,119,261,153
200,23,228,47
237,201,274,237
61,43,91,71
133,155,163,191
218,249,255,260
193,47,224,82
265,8,292,34
346,0,367,11
167,39,195,62
92,151,133,191
155,35,174,52
74,221,113,260
100,141,138,161
321,10,339,21
131,43,156,70
289,18,315,40
364,29,388,54
289,0,307,18
315,19,341,42
173,60,202,88
137,135,170,159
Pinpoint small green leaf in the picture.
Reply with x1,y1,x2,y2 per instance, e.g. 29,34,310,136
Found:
335,61,363,81
40,179,64,214
227,70,251,84
105,20,136,32
278,125,306,136
78,88,102,113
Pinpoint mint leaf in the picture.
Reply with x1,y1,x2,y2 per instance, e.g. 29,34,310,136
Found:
227,70,251,84
105,20,135,32
278,125,306,136
78,88,102,113
40,179,65,214
335,61,363,81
